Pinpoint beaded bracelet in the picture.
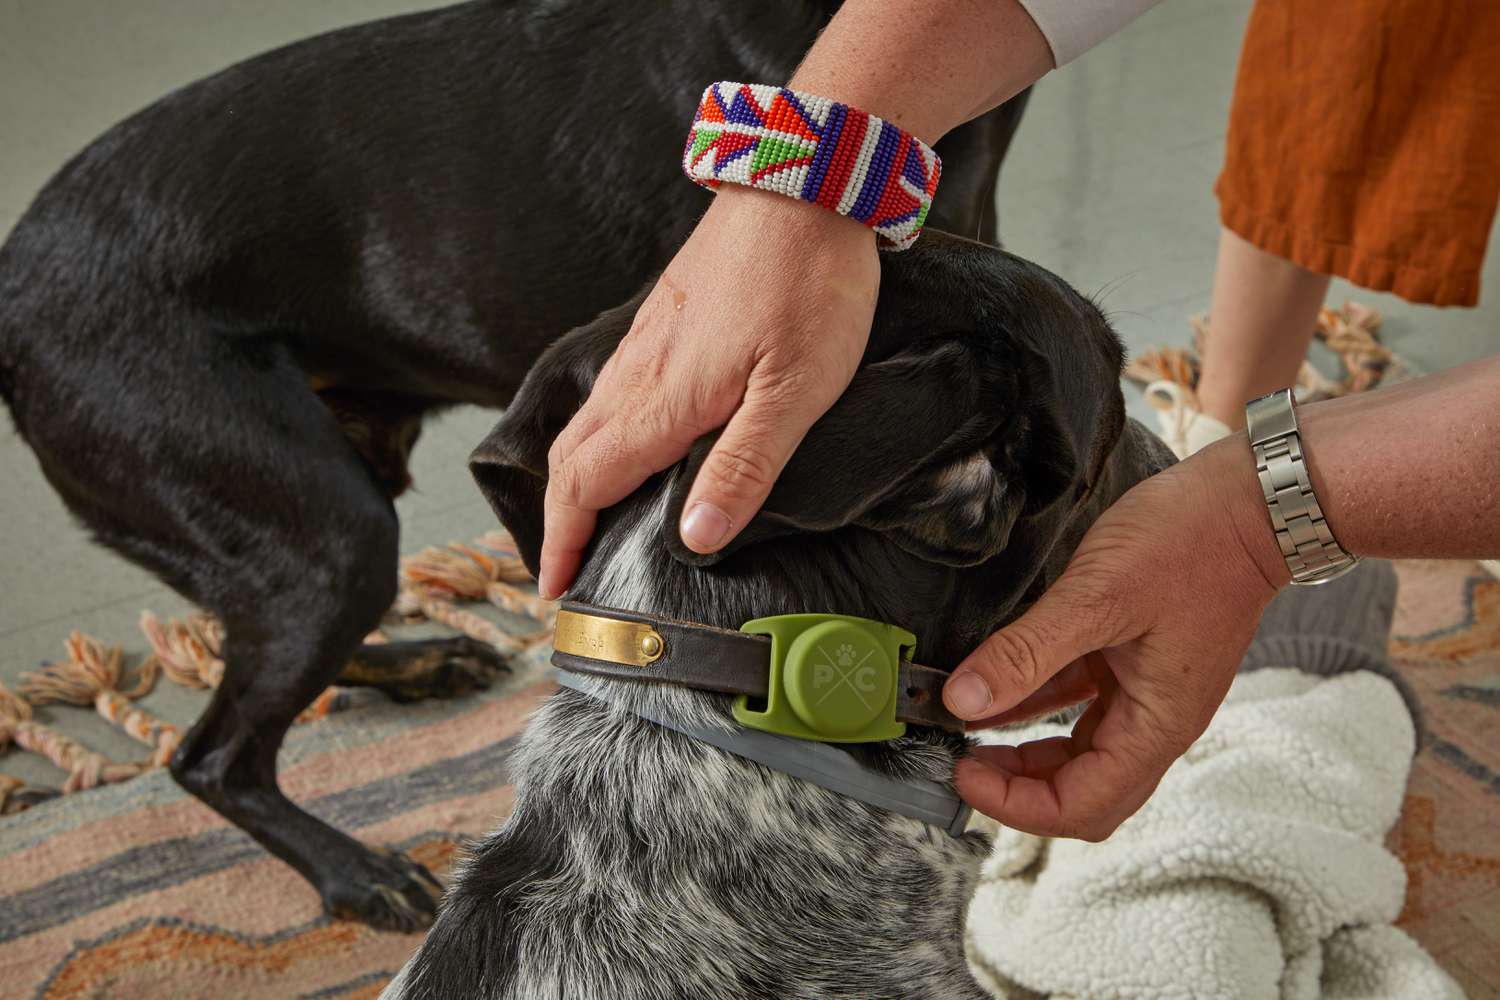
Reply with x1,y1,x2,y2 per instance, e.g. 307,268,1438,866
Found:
682,82,941,251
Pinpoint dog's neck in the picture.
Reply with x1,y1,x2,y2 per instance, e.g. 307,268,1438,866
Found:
551,644,973,834
449,516,994,996
480,623,992,1000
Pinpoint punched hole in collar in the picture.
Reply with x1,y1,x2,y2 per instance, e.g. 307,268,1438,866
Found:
906,687,927,704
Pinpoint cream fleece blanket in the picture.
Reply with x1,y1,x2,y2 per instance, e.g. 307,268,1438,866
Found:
965,667,1463,1000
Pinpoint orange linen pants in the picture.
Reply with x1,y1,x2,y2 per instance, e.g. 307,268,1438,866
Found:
1217,0,1500,307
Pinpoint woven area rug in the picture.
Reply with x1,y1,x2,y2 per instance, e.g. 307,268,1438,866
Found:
1386,560,1500,996
1,560,1497,998
0,635,554,1000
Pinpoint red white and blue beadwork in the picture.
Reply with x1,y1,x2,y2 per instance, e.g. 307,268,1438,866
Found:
683,82,942,251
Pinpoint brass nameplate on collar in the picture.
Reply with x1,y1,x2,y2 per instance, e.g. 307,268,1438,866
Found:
553,610,665,667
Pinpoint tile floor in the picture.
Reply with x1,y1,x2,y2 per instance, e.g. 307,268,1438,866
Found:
1,0,1496,784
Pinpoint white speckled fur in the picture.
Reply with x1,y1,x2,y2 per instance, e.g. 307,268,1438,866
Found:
386,501,995,1000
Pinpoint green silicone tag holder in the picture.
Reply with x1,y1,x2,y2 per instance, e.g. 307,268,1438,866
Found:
733,614,916,743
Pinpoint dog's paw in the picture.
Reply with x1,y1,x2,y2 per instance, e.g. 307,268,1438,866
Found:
320,847,444,933
357,636,511,703
405,636,509,700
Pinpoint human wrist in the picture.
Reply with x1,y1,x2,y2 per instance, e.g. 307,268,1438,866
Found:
1195,432,1294,593
1287,397,1372,557
708,184,876,245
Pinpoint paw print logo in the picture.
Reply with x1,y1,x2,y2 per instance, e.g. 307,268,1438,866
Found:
835,643,858,667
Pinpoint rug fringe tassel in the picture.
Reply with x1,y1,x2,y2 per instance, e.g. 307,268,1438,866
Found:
1124,301,1395,401
0,682,147,792
20,632,182,768
1317,301,1392,394
397,535,555,647
140,611,225,689
403,585,531,654
400,537,539,599
485,580,557,629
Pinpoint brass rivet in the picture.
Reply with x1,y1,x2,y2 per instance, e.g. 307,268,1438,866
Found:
640,633,663,658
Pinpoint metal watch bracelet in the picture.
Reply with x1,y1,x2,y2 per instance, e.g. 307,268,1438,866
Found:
1244,388,1359,586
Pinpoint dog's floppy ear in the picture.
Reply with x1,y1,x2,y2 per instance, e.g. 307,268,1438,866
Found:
662,332,1087,568
468,299,638,576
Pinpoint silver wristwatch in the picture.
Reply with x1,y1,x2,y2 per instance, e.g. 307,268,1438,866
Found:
1245,388,1359,586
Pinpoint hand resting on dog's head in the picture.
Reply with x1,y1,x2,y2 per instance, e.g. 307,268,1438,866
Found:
473,230,1166,680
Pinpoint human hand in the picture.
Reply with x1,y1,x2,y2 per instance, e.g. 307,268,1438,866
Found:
537,188,880,598
942,434,1291,840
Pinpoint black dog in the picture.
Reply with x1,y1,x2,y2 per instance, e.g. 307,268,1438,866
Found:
381,232,1173,999
0,1,1028,929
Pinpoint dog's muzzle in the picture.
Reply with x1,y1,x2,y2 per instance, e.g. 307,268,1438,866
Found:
552,601,972,837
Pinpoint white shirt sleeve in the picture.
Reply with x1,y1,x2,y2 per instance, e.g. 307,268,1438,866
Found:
1017,0,1168,66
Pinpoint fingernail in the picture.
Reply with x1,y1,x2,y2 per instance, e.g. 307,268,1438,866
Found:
680,501,732,551
537,572,557,601
946,671,993,718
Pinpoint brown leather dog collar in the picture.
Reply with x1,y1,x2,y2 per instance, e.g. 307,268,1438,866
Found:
551,601,963,734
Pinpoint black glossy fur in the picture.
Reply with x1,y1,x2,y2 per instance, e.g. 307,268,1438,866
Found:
0,1,1029,929
385,234,1175,999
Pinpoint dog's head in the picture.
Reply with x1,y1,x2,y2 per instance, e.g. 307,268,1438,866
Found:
472,232,1171,668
